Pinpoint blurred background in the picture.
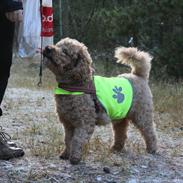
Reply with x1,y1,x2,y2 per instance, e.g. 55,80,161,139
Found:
53,0,183,80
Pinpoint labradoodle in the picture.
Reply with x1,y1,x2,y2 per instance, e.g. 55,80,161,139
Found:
43,37,157,164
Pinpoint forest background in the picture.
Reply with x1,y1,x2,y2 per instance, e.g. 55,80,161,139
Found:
53,0,183,80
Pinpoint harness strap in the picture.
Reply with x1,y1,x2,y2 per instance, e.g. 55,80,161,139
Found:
58,80,103,113
58,80,96,94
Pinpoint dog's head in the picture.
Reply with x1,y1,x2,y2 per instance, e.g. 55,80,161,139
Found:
43,37,93,84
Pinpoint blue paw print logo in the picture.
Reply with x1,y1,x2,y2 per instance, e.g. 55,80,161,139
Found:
112,86,124,103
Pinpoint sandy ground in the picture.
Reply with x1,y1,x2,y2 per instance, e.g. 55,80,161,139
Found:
0,59,183,183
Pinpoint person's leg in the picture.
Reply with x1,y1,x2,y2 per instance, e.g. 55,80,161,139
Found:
0,14,14,114
0,79,9,116
0,14,24,159
0,108,2,117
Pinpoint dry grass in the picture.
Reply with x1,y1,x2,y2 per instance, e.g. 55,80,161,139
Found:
22,119,64,158
151,81,183,131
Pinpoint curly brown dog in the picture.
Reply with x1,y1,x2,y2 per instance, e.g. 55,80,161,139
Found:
43,37,157,164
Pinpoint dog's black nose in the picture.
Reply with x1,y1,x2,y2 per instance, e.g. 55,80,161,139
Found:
45,46,52,54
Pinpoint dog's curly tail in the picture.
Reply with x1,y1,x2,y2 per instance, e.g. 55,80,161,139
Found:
115,47,153,79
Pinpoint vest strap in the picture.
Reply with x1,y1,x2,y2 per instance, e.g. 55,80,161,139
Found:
58,80,96,94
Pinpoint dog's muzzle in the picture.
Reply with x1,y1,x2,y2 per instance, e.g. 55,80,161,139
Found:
43,46,58,67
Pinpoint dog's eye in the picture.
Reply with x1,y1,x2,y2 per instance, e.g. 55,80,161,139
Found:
62,48,68,55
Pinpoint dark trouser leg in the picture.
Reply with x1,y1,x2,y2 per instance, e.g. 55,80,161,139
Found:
0,14,15,115
0,80,8,116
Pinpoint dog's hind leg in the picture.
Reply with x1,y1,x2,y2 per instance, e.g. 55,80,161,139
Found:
132,111,158,154
111,118,129,152
60,122,74,160
69,123,95,164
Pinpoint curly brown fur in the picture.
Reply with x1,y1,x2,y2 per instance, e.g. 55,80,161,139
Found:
43,37,157,164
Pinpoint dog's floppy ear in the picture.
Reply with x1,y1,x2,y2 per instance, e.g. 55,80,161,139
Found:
71,47,92,82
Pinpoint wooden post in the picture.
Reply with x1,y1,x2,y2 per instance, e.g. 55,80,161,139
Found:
58,0,63,37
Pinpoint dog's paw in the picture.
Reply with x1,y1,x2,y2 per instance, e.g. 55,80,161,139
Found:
110,145,125,153
59,150,70,160
147,148,157,155
70,156,81,165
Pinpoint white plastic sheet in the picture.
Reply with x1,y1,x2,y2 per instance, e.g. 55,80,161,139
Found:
17,0,53,58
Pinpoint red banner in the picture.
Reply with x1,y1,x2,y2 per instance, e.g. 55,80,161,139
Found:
41,6,54,37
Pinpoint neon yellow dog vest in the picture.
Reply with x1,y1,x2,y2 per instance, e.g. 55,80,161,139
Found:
55,76,133,120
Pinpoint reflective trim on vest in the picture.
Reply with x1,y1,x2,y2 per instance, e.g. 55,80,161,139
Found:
94,76,133,120
54,87,83,95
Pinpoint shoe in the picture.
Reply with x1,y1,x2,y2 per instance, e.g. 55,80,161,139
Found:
0,144,24,160
7,141,17,147
0,126,24,160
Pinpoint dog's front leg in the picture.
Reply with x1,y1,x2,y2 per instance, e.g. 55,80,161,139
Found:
69,124,95,164
60,122,74,160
